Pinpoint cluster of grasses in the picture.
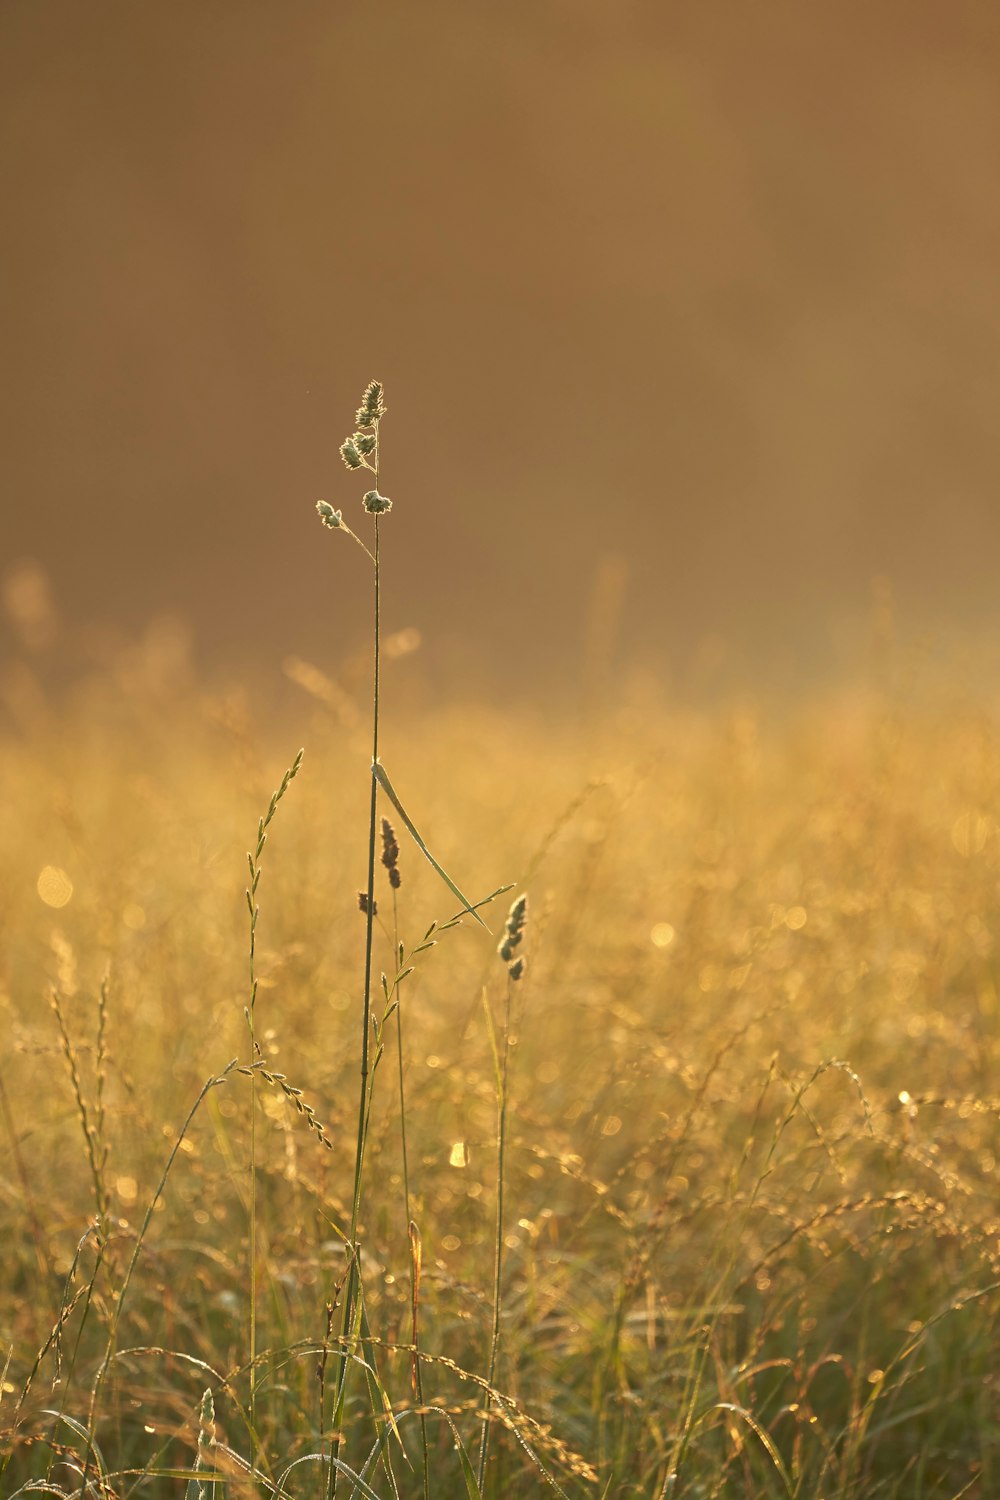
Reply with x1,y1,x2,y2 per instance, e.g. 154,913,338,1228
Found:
1,389,998,1497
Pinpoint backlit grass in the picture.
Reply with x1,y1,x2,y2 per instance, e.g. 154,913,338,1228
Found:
0,663,997,1496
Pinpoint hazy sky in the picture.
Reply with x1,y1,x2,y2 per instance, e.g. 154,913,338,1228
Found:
3,0,1000,700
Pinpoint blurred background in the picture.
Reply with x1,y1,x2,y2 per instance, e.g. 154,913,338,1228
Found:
3,0,1000,711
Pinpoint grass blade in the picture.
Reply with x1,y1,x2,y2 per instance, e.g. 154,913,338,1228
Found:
372,761,491,930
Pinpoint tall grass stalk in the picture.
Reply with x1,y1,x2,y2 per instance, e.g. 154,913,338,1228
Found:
478,896,528,1490
51,985,110,1229
327,382,388,1497
389,857,431,1500
478,974,513,1493
389,888,410,1234
245,749,303,1487
321,383,464,1493
330,508,378,1486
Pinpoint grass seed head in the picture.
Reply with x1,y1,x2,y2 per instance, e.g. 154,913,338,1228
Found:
503,893,528,945
499,892,529,971
196,1386,217,1469
356,379,386,427
363,489,392,514
358,889,378,916
340,438,363,470
380,816,402,888
316,501,344,529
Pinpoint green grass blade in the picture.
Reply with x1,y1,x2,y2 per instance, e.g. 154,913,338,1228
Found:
702,1404,794,1497
372,761,491,930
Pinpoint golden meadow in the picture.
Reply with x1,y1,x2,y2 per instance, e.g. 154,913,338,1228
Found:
1,393,997,1496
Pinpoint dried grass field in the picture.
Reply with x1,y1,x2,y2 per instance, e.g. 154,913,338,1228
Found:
1,658,997,1498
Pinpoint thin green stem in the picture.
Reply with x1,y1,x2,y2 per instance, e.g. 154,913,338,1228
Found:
393,892,411,1231
50,990,108,1228
478,974,513,1493
341,523,376,564
392,889,429,1500
331,463,381,1498
243,750,302,1493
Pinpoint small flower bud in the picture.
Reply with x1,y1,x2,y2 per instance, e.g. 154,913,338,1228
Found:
363,490,392,514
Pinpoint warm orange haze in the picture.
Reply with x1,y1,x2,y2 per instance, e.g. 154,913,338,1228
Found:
4,1,1000,692
2,4,999,1497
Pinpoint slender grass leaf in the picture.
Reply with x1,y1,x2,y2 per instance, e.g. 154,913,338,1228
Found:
371,762,492,931
702,1404,794,1498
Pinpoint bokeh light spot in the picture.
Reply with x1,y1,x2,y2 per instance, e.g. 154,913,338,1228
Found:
37,866,73,908
116,1175,138,1204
